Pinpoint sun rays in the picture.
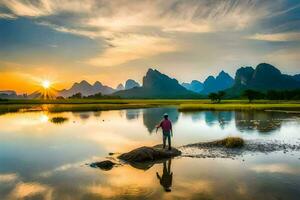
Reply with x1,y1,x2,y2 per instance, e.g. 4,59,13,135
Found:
35,79,57,99
42,80,51,89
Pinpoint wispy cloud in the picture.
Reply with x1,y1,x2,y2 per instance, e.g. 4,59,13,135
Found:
247,32,300,41
0,0,272,67
88,34,178,66
0,12,16,19
1,0,299,68
1,0,52,17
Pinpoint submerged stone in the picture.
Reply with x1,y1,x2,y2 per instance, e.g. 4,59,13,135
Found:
118,145,181,163
90,160,115,171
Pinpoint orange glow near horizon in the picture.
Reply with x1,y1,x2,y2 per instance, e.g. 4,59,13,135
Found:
0,72,67,94
41,80,51,89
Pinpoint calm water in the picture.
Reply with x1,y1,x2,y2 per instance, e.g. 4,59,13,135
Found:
0,108,300,200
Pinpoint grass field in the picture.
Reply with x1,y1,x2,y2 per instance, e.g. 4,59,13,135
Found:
1,99,300,114
178,103,300,111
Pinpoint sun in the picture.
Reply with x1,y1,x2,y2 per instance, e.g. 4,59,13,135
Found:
42,80,51,89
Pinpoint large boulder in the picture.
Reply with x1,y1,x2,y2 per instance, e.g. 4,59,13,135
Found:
118,145,181,163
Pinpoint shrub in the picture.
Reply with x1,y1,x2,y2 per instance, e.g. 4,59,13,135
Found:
50,117,68,124
215,137,244,148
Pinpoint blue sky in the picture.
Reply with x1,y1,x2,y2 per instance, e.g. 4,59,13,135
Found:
0,0,299,92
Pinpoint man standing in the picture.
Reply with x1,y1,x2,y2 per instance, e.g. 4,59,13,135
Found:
156,113,173,150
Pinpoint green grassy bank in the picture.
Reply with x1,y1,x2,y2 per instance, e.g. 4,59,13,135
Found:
1,99,300,114
178,103,300,111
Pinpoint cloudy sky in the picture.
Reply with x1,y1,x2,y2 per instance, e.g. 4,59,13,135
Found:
0,0,299,93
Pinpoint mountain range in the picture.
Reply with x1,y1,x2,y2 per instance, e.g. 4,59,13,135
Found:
2,63,300,99
201,71,234,94
0,90,20,99
113,69,197,98
125,79,140,90
227,63,300,96
182,80,203,93
293,74,300,82
58,80,115,97
182,71,234,94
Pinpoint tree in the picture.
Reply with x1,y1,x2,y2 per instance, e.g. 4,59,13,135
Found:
85,92,103,99
69,92,82,99
217,91,226,103
266,89,300,100
209,91,226,103
208,93,218,102
243,89,264,102
56,96,65,100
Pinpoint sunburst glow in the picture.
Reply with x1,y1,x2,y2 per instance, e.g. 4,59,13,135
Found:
42,80,51,89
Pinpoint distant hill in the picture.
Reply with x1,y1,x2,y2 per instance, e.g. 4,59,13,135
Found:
227,63,300,96
200,71,234,94
116,83,125,91
59,80,115,97
114,69,197,98
3,63,299,99
182,80,203,93
125,79,140,90
293,74,300,82
0,90,18,99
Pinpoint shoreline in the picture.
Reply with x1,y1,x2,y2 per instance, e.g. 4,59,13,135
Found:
1,99,300,114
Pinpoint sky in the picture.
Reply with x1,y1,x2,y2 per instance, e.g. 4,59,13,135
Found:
0,0,299,94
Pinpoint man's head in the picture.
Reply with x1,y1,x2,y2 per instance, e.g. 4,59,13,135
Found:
163,113,168,119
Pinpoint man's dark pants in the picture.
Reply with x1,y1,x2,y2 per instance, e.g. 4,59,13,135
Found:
163,130,171,150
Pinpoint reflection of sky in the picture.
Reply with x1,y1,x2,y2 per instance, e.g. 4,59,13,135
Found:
0,109,300,199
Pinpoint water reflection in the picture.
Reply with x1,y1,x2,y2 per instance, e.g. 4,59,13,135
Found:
202,111,233,129
156,159,173,192
72,112,91,120
126,109,140,120
234,111,295,133
142,108,179,133
184,110,300,134
49,117,69,124
0,109,300,199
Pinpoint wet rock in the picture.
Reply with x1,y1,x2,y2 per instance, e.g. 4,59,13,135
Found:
118,145,181,163
90,160,115,171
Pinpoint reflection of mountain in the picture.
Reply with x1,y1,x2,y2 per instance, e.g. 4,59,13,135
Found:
235,111,284,133
142,108,179,133
189,110,293,133
190,113,203,122
204,111,233,128
72,112,91,120
126,109,140,120
93,111,101,117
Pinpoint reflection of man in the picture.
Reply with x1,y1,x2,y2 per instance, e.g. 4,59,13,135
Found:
156,159,173,192
156,113,173,150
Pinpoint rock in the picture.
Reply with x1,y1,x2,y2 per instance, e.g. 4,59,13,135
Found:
90,160,115,171
118,145,181,163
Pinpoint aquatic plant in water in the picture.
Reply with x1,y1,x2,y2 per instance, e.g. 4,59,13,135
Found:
50,117,69,124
